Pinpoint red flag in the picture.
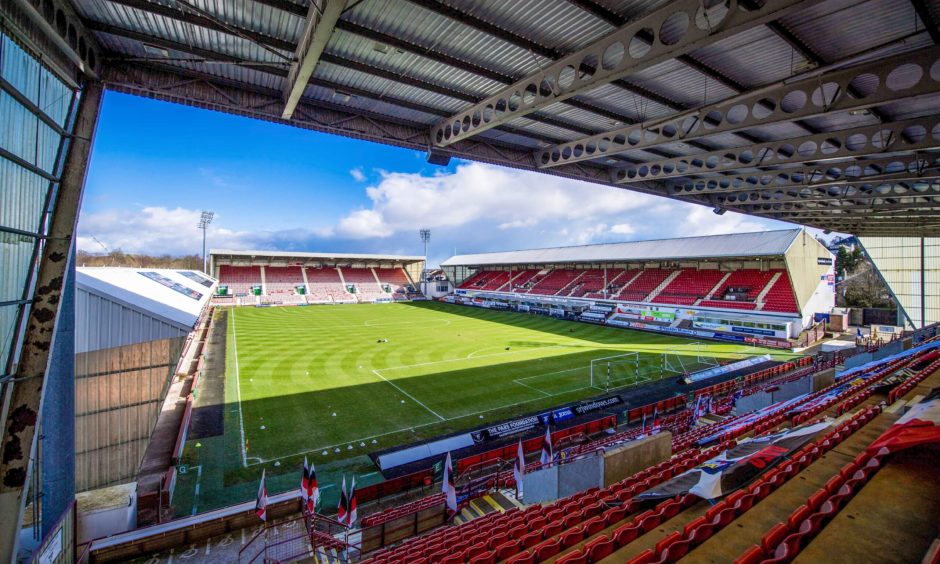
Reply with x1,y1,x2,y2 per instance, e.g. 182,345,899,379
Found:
442,452,457,512
347,477,358,527
868,387,940,455
255,469,268,522
540,426,553,466
513,439,525,498
652,406,661,434
337,476,348,525
301,457,318,513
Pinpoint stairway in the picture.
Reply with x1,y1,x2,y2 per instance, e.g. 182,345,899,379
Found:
704,271,732,300
644,270,682,302
755,271,783,308
557,271,587,296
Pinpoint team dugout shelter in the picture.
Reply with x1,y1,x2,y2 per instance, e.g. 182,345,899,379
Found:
442,228,834,343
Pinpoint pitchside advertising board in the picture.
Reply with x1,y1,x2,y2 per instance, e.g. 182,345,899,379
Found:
470,396,623,442
608,318,791,349
614,305,676,322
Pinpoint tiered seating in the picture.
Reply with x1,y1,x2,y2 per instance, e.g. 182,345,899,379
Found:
567,269,604,297
504,269,539,292
584,269,636,299
712,269,777,302
304,267,349,302
528,269,582,296
374,267,413,299
342,267,387,301
652,269,726,305
459,270,499,289
361,494,445,528
217,265,261,296
264,266,303,296
761,273,799,312
615,269,671,302
479,270,511,291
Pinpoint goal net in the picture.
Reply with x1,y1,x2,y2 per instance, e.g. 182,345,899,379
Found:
589,352,641,391
661,341,721,376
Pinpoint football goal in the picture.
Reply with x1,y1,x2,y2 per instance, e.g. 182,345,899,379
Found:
661,341,721,376
589,352,642,391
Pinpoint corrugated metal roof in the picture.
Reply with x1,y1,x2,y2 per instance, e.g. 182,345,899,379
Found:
77,267,216,329
211,249,424,261
441,228,804,266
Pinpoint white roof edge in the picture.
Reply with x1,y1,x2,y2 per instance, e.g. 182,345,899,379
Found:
209,249,425,261
441,228,803,267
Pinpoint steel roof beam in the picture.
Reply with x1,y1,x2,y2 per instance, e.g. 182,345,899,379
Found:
546,45,940,169
248,0,308,18
613,117,940,186
701,179,940,205
431,0,809,146
911,0,940,44
282,0,345,118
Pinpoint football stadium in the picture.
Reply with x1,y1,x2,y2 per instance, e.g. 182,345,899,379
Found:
3,1,940,564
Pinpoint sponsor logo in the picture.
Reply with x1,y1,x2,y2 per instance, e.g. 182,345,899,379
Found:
817,257,834,265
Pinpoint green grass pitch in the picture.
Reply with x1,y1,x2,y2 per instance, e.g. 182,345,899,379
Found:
174,301,792,515
228,301,782,465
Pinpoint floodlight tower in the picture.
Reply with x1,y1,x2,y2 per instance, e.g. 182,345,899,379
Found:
198,210,214,274
419,228,431,294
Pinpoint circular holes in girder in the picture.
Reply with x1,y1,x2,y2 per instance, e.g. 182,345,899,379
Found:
523,83,538,105
780,90,807,114
752,98,775,119
931,59,940,82
739,150,754,165
483,105,494,123
703,109,722,129
690,157,704,169
776,143,795,160
573,144,584,157
848,73,880,98
561,146,572,159
626,168,638,179
811,82,841,107
663,162,675,174
551,149,561,162
579,54,598,80
820,138,841,155
598,138,611,152
886,63,924,91
705,155,719,169
872,129,896,149
586,141,597,155
471,111,481,127
558,65,576,90
602,41,625,71
726,104,748,125
901,124,927,144
55,9,66,36
660,11,689,46
627,128,642,145
650,164,662,175
508,92,521,111
613,133,627,146
695,0,730,30
443,125,452,140
845,133,867,151
540,152,550,165
539,78,554,97
629,28,654,59
495,98,507,113
797,141,818,158
661,123,677,138
932,122,940,141
638,165,650,177
462,115,471,132
436,129,444,143
676,160,688,173
67,23,77,49
42,0,54,21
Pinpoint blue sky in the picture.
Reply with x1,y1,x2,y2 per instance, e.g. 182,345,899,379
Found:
78,92,799,265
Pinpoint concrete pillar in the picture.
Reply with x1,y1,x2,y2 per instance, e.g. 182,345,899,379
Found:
0,80,102,564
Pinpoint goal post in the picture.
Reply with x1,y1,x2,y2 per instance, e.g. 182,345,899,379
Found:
662,341,720,377
589,352,640,391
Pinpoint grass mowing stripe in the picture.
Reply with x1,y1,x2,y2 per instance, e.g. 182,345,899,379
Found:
230,308,250,467
370,369,445,421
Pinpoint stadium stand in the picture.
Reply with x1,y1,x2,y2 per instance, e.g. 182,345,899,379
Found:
305,267,351,303
528,269,583,296
762,274,800,313
217,265,260,296
356,343,940,564
263,266,305,304
652,268,726,306
342,267,388,302
374,267,414,300
614,269,672,302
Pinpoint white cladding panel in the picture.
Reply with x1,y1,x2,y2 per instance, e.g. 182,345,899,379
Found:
859,236,940,329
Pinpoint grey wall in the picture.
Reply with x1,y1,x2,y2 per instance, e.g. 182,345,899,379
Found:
736,376,813,413
558,454,604,498
521,466,559,505
75,289,189,354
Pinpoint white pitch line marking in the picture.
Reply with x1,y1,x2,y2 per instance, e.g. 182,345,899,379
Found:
371,369,445,421
231,308,249,468
512,379,552,397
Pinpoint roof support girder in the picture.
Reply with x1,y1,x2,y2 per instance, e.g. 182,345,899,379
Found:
669,153,940,199
282,0,346,119
431,0,809,147
615,116,940,186
700,179,940,205
545,45,940,169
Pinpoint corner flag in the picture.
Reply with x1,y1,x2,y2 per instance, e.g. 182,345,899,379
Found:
255,469,268,521
442,452,457,512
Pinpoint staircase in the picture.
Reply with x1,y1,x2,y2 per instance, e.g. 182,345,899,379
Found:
703,271,732,300
301,266,311,296
557,271,587,296
453,491,521,525
610,270,643,299
259,265,267,295
755,271,783,309
335,267,349,295
369,267,387,293
644,270,682,302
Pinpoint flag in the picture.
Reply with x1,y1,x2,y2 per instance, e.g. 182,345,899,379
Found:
301,457,319,513
692,396,703,420
513,439,525,498
636,421,831,501
540,426,553,466
641,410,647,435
652,407,661,434
337,476,348,525
868,387,940,455
347,477,358,527
857,327,863,339
255,469,268,521
442,452,457,512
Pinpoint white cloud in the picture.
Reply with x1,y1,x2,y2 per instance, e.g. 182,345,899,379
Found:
349,167,366,182
79,162,792,264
